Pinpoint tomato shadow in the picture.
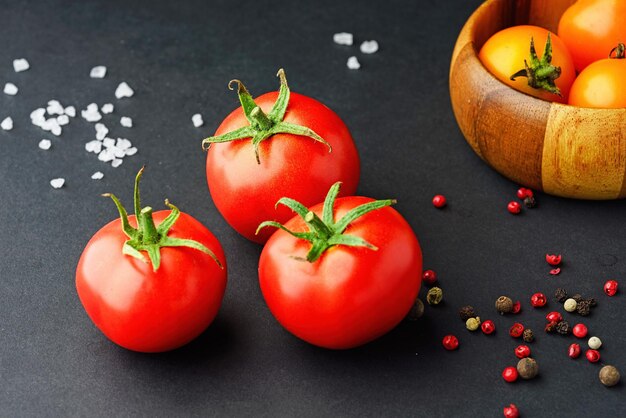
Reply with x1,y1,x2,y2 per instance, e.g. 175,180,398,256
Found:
117,315,237,367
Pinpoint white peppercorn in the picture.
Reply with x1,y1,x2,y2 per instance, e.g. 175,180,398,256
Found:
588,336,602,350
563,298,577,312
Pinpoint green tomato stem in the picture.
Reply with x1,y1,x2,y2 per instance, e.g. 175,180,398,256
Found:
257,182,395,263
202,69,332,164
104,166,223,272
510,34,562,96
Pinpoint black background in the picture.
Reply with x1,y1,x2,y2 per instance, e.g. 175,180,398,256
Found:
1,0,625,416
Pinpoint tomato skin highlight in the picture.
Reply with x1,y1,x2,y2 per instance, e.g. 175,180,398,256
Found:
558,0,626,72
258,196,422,349
76,211,227,353
478,25,576,103
568,58,626,108
206,91,360,244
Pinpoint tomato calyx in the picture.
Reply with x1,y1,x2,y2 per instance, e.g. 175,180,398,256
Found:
201,69,332,164
256,182,395,262
104,167,223,272
609,43,625,59
510,34,562,96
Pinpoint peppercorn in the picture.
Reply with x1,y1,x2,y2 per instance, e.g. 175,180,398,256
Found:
530,292,547,307
458,305,476,322
523,196,536,208
563,298,577,312
481,320,496,335
442,335,459,351
572,323,588,339
515,345,531,359
546,254,562,266
599,365,620,387
546,311,563,323
507,201,522,214
496,296,514,314
517,357,539,379
556,321,571,335
571,293,583,303
502,366,518,383
426,287,443,305
604,280,618,296
576,300,591,316
422,269,437,286
517,187,532,199
587,298,597,307
503,404,519,418
554,288,568,303
509,323,524,338
545,321,557,333
432,194,447,209
522,328,534,343
466,317,481,331
568,343,581,359
511,301,521,314
586,349,601,363
406,298,425,321
588,336,602,350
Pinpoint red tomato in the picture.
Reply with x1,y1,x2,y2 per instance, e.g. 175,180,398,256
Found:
76,169,227,353
479,25,576,103
258,184,422,349
568,45,626,108
558,0,626,72
205,70,360,244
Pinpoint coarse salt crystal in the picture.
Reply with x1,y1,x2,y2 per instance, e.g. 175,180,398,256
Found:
91,171,104,180
192,113,204,127
81,109,102,123
95,123,108,140
31,108,46,120
47,100,64,115
56,115,70,126
64,106,76,117
51,125,62,137
120,116,133,128
116,138,131,149
90,66,107,79
39,139,52,150
101,103,114,114
125,147,138,156
333,32,353,46
50,178,65,189
13,58,30,72
360,40,379,54
112,147,126,158
1,117,14,130
85,140,102,154
115,82,134,99
111,158,123,168
102,137,115,148
4,83,18,96
347,56,361,70
98,148,115,162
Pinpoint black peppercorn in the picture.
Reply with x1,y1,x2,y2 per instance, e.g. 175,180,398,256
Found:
495,296,513,315
556,320,571,335
577,300,591,316
406,298,425,321
587,298,597,307
523,328,534,343
571,293,583,303
554,288,568,303
523,196,536,208
458,305,476,322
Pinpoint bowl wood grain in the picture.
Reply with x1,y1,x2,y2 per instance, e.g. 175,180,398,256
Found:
450,0,626,199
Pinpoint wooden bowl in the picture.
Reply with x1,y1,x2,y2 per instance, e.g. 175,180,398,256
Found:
450,0,626,200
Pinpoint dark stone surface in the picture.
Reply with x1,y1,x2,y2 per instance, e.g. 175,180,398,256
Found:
0,0,624,416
